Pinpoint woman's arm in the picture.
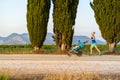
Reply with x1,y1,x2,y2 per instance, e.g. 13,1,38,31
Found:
91,34,95,40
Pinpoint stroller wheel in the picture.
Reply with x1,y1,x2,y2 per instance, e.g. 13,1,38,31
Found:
76,51,82,56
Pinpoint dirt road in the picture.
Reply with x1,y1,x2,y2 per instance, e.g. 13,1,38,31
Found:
0,54,120,76
0,54,120,61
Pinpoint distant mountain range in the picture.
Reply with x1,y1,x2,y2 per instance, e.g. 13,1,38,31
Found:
0,33,106,45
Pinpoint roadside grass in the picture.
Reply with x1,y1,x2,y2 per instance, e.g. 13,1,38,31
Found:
44,72,105,80
81,44,109,55
0,44,120,55
0,44,57,54
79,44,120,55
0,74,8,80
2,71,119,80
0,44,32,54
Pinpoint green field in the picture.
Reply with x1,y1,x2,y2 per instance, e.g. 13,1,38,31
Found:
0,44,120,55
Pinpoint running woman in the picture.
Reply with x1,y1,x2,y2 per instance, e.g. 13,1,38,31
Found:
90,32,102,56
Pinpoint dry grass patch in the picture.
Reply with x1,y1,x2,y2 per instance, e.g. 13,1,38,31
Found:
1,71,120,80
7,71,106,80
44,71,105,80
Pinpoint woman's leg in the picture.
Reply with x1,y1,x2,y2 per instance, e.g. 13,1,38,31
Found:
94,46,101,54
90,45,94,54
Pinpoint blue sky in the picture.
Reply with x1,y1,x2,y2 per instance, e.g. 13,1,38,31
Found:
0,0,104,41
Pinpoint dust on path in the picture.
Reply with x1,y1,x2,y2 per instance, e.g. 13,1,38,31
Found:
0,54,120,76
0,54,120,61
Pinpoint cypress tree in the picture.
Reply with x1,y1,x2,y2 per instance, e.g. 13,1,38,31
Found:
27,0,50,51
52,0,79,51
90,0,120,52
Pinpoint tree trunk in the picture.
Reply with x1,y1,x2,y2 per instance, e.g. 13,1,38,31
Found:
61,34,67,51
34,46,40,52
61,43,66,51
108,42,116,52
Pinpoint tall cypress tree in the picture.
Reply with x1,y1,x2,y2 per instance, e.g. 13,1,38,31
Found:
27,0,50,51
90,0,120,52
52,0,79,51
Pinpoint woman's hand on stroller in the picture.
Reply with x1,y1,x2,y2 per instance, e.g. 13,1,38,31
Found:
84,40,90,43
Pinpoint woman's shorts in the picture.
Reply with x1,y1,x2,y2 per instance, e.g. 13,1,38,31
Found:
92,43,97,46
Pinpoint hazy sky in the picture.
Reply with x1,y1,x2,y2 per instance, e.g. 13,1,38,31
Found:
0,0,104,41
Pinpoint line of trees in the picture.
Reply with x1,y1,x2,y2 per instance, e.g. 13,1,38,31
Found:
27,0,120,53
27,0,79,52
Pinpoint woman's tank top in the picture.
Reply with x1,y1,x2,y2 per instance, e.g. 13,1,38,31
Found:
91,37,96,43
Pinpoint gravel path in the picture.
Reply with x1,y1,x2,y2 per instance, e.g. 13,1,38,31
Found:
0,54,120,76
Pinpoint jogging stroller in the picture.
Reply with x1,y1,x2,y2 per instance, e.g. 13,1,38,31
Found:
68,40,89,56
